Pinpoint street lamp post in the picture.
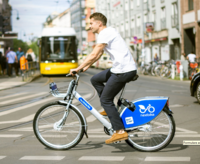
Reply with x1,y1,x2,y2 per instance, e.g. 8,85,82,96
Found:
12,9,20,20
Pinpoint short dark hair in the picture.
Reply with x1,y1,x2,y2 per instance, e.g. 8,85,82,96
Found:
90,12,107,26
191,51,194,54
10,47,13,51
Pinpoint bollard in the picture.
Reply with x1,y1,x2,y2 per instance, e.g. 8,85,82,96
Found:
172,64,175,79
180,65,183,81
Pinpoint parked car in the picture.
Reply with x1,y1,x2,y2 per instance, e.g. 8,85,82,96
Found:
190,72,200,104
97,54,112,69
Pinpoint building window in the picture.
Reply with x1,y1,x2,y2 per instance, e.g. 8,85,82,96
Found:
171,3,178,27
161,7,166,29
152,11,156,30
91,8,94,14
130,0,134,9
152,0,155,7
188,0,194,11
137,0,140,6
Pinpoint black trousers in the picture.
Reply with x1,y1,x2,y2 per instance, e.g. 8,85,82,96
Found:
90,69,137,130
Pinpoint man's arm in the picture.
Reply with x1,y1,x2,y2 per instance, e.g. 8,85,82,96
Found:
70,43,106,74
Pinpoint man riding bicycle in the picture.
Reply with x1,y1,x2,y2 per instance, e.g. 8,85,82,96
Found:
70,12,137,144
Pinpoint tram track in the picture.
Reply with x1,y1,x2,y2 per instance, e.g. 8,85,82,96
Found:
0,77,97,132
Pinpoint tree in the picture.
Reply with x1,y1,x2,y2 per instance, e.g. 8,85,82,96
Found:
13,39,29,52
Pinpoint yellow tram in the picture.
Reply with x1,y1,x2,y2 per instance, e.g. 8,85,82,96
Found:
39,27,78,76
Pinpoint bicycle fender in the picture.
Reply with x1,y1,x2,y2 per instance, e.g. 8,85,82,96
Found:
58,101,88,138
120,96,168,129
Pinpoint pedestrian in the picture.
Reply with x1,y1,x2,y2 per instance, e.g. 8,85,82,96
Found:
187,51,196,63
181,52,186,61
0,52,7,75
70,12,137,144
16,47,24,75
154,53,159,63
7,47,18,77
5,46,10,75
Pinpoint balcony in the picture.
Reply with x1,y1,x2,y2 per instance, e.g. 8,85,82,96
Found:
161,18,166,30
171,14,178,27
125,10,128,18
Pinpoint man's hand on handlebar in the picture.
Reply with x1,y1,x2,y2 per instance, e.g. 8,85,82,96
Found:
70,68,80,76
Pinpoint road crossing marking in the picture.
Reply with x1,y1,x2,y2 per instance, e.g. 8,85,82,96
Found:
0,97,56,117
0,156,6,160
79,156,125,161
0,93,92,123
20,156,65,160
0,92,27,100
144,157,190,161
169,104,184,108
0,134,22,138
0,92,48,105
146,90,159,92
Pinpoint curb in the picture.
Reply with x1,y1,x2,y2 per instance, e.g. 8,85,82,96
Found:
138,73,191,83
0,73,42,91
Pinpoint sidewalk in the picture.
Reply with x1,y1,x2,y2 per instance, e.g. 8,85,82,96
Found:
0,70,41,91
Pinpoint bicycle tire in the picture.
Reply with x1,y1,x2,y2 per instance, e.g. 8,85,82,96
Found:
125,110,175,152
195,82,200,104
33,102,85,150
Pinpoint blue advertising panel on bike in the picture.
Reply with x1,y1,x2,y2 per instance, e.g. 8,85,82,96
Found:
79,97,93,110
120,97,168,128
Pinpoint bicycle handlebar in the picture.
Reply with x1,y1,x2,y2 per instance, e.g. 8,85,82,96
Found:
66,69,83,77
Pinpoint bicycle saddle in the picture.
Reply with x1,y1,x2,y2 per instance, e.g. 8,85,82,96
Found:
131,74,139,81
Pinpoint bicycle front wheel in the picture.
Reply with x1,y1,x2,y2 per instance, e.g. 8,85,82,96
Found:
126,110,175,152
33,102,85,150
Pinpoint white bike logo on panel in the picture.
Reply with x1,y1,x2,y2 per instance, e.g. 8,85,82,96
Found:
139,104,155,117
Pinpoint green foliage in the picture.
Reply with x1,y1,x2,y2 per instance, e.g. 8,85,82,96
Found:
13,39,29,52
13,39,39,57
29,41,39,57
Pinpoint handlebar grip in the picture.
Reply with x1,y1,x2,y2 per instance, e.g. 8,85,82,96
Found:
66,69,84,77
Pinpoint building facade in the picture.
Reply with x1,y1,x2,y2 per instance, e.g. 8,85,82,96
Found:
0,0,13,55
96,0,182,63
85,0,95,53
70,0,87,54
43,9,71,28
181,0,200,62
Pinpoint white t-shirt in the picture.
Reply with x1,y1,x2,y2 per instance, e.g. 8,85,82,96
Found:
97,27,137,73
187,53,196,62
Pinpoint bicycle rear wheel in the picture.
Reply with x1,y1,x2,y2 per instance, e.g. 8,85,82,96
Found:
33,102,85,150
125,110,175,152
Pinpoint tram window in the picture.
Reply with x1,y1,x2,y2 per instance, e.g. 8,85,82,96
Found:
42,36,76,61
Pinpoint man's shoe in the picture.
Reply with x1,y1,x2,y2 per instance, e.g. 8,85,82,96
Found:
105,132,128,144
100,110,107,116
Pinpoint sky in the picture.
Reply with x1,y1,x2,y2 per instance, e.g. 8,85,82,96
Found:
9,0,72,42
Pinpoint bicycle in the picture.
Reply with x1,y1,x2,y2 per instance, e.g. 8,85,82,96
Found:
33,71,176,152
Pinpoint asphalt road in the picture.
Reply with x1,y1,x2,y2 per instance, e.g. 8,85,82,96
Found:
0,68,199,164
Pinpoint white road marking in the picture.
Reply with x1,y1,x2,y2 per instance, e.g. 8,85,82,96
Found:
169,104,184,108
0,156,6,160
146,90,159,92
0,134,22,138
79,156,125,161
0,92,27,100
124,90,137,92
175,135,200,137
172,90,187,93
0,97,56,117
0,92,48,105
88,135,110,138
144,157,190,161
0,93,92,123
20,156,65,160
